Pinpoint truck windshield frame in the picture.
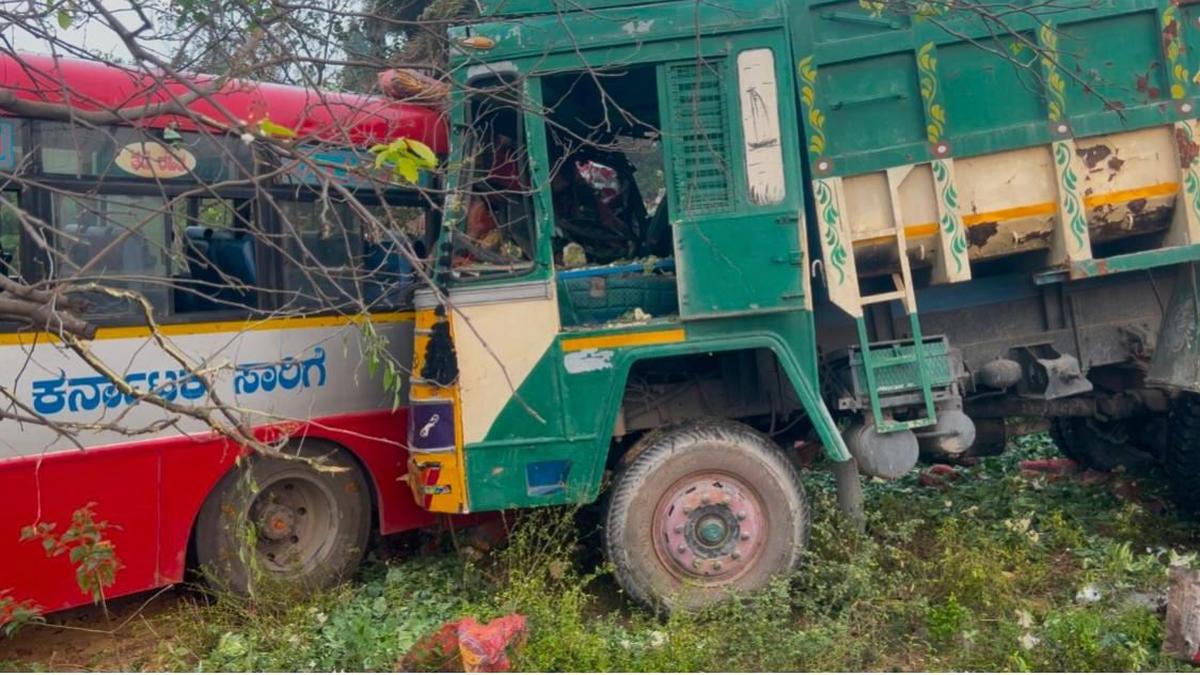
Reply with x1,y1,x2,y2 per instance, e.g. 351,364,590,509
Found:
445,75,541,281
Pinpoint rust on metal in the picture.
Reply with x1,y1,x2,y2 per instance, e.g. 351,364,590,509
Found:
1077,143,1113,170
966,221,999,249
1177,126,1200,169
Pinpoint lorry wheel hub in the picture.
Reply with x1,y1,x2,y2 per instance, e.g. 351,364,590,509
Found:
696,516,728,546
655,473,765,582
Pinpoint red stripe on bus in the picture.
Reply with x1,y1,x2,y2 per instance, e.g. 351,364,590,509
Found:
0,407,437,616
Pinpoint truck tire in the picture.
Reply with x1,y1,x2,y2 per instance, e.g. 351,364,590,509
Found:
194,442,372,596
1051,417,1155,471
1166,394,1200,512
604,420,809,612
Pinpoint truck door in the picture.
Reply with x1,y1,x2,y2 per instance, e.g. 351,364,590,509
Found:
662,32,808,318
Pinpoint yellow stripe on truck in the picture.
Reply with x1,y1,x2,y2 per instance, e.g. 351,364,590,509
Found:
855,181,1181,247
560,328,686,353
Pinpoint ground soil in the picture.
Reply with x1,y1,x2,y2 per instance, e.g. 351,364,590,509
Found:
0,588,185,671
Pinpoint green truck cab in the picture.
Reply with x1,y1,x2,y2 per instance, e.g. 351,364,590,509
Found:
406,0,1200,609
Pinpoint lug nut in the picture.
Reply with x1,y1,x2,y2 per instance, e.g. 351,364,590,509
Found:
674,525,684,534
740,533,750,541
712,561,722,571
731,551,742,560
677,544,687,553
701,495,711,505
736,512,747,521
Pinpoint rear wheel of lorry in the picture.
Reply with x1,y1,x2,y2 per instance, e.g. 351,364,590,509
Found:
1050,416,1155,471
1166,393,1200,512
604,420,809,612
195,442,372,596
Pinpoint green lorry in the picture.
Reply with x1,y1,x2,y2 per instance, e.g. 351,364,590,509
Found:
403,0,1200,610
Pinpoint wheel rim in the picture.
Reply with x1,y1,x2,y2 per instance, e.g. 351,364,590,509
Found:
653,471,767,584
249,471,338,574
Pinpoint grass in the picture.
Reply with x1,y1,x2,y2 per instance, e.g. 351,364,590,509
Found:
9,433,1200,672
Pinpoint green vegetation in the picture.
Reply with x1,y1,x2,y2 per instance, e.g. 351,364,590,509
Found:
10,434,1200,671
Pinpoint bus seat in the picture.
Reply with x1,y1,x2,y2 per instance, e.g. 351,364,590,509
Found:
208,230,257,309
363,238,414,305
177,226,257,311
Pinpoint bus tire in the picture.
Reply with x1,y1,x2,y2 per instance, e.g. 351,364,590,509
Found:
604,419,808,613
194,441,372,596
1167,393,1200,513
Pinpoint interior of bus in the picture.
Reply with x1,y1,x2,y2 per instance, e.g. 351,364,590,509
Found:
0,118,434,324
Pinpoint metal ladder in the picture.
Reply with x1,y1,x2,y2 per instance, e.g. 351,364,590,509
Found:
851,211,937,434
816,165,958,433
844,164,936,429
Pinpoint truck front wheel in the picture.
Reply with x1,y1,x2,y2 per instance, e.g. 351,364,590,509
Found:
194,441,372,595
604,420,809,612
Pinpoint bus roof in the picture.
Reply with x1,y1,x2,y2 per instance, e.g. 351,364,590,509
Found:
0,53,448,153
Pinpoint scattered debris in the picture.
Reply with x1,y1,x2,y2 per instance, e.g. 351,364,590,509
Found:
613,307,652,323
562,242,588,268
1110,478,1169,514
792,440,822,468
402,614,527,672
1075,583,1102,604
918,463,961,487
1124,589,1168,613
1019,457,1079,478
1164,566,1200,663
1016,609,1034,628
647,630,667,648
377,68,450,106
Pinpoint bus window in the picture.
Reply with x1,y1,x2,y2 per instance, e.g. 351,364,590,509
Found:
275,200,418,311
362,206,422,308
1,191,19,279
277,200,363,310
171,197,258,314
38,122,248,182
52,194,170,317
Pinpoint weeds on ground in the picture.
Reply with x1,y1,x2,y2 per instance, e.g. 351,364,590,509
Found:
162,555,470,671
161,434,1200,671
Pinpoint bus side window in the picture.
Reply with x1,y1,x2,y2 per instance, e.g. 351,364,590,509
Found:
170,197,258,314
52,193,171,318
276,200,358,310
362,207,422,308
276,200,419,311
1,191,20,280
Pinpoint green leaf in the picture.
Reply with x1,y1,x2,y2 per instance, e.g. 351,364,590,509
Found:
57,9,72,29
394,156,419,183
406,139,437,168
258,118,296,139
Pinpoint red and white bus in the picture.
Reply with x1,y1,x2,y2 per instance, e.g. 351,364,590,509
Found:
0,54,449,614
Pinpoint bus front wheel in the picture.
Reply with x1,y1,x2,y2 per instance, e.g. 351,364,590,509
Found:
604,420,809,612
194,442,372,596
